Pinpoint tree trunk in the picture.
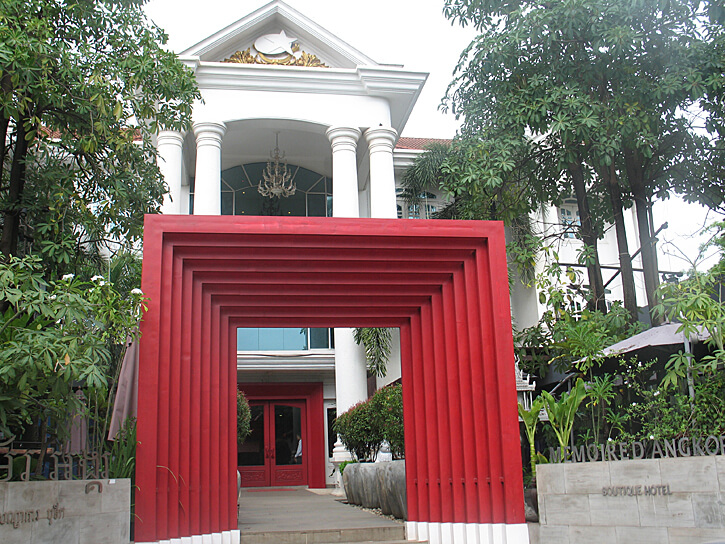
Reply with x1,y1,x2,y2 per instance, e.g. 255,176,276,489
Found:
0,117,29,257
0,74,11,174
624,147,662,326
567,158,607,313
603,163,638,322
34,414,49,478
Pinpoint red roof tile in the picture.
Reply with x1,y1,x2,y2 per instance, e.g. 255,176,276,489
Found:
395,137,452,150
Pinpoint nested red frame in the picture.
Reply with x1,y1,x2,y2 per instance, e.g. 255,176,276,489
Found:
135,215,525,543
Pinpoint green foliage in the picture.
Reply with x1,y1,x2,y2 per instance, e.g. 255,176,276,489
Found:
337,460,357,474
541,379,588,462
353,327,392,378
586,374,616,443
333,400,381,462
0,0,200,262
237,390,251,444
518,395,544,479
369,384,405,459
107,417,137,480
515,250,643,378
333,384,405,461
615,358,725,441
0,255,144,443
654,227,725,387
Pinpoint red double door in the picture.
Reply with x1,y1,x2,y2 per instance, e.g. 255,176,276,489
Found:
238,400,307,487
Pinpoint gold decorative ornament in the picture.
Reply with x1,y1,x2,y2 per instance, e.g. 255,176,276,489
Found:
222,47,328,68
222,31,328,68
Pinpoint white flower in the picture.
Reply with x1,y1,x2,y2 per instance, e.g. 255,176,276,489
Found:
632,402,637,406
49,294,56,301
649,435,655,440
131,288,143,295
608,437,613,442
653,390,660,397
91,275,104,282
98,280,106,286
61,274,74,281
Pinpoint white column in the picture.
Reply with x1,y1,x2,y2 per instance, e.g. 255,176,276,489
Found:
332,327,369,465
326,126,368,465
326,126,361,218
192,121,226,215
364,126,398,219
157,130,185,215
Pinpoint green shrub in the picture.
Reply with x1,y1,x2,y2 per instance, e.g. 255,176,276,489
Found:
333,400,382,461
333,384,404,461
369,384,404,459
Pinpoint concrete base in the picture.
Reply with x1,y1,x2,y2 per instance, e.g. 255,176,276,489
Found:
138,529,240,544
405,521,530,543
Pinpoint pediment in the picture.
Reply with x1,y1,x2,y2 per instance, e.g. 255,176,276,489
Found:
180,0,378,69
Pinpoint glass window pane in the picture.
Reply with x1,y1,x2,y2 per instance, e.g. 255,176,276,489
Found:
307,194,326,217
259,328,286,350
309,328,330,349
237,328,259,351
283,328,307,350
238,404,265,466
274,404,302,466
221,191,234,215
327,407,336,458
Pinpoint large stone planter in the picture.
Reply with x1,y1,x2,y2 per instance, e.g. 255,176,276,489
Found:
342,460,407,520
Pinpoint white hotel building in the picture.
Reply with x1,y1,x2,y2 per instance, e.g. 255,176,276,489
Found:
154,0,642,488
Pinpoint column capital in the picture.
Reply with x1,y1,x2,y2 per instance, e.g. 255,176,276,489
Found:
364,125,398,154
192,121,226,149
326,126,361,154
157,130,185,148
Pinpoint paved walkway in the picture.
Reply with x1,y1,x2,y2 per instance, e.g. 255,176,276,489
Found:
238,487,406,542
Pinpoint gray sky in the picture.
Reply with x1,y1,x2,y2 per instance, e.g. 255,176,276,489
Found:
144,0,714,271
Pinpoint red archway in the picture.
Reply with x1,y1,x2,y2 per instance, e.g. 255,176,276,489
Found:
135,215,526,544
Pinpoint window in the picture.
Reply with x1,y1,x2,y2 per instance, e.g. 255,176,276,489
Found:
237,327,333,351
396,189,441,220
221,163,332,217
558,199,581,238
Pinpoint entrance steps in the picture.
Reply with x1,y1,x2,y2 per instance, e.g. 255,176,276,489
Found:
239,527,427,543
238,488,428,544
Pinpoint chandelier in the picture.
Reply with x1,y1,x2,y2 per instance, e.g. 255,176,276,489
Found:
258,133,296,198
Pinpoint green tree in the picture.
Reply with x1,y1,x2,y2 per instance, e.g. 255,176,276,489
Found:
443,0,724,322
354,327,392,378
0,0,199,265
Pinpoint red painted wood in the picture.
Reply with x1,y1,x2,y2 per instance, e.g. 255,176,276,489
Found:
408,312,428,524
399,322,417,522
135,215,525,542
482,237,527,524
441,279,466,523
430,291,453,523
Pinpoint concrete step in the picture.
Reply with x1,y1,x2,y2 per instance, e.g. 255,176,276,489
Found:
338,541,428,544
239,525,408,544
